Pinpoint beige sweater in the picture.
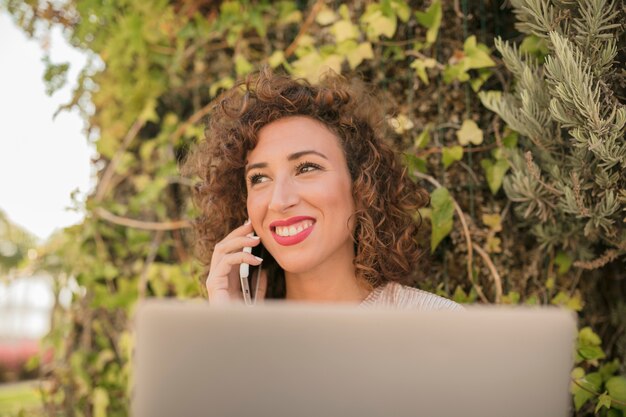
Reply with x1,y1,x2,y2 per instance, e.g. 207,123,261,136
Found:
360,282,462,310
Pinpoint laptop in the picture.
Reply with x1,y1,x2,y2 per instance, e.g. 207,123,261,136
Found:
132,301,576,417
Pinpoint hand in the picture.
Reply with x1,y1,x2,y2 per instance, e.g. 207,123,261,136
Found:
206,221,267,304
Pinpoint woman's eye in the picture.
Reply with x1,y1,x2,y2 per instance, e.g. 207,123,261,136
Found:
296,161,323,174
248,173,268,185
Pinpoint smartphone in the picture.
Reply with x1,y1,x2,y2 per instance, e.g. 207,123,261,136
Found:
239,231,264,305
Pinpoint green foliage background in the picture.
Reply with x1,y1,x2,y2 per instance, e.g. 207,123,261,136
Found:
2,0,624,416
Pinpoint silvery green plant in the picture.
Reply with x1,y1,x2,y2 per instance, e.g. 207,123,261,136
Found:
479,0,625,267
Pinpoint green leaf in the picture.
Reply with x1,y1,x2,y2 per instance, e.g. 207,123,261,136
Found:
571,371,602,411
550,290,584,311
410,57,437,84
456,119,483,146
599,360,621,382
430,187,455,252
502,129,518,148
463,35,496,69
579,327,602,346
606,376,626,407
576,327,606,363
519,34,549,58
234,54,254,76
403,153,428,177
414,125,431,149
268,51,286,68
442,62,470,84
390,0,411,22
481,158,510,194
596,392,612,413
346,42,374,69
415,0,442,44
442,145,463,169
555,251,572,275
92,387,109,417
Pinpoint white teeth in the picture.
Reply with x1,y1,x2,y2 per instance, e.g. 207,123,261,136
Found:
275,220,313,237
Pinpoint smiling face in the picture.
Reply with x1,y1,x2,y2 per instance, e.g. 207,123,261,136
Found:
245,116,356,277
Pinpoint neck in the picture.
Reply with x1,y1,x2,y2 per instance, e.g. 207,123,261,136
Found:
284,258,371,303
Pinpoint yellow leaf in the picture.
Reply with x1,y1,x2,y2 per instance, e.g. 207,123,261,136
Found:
456,119,483,146
410,57,437,84
388,114,414,134
316,7,338,26
93,387,109,417
346,42,374,69
268,51,285,68
331,20,358,42
482,213,502,232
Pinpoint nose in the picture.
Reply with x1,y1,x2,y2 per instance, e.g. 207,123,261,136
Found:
267,176,299,213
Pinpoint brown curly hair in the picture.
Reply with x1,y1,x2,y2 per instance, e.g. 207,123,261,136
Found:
183,67,430,297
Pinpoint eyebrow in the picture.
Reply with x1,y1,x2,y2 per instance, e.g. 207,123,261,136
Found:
245,150,329,174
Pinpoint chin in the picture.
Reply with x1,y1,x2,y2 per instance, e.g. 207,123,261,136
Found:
270,253,317,275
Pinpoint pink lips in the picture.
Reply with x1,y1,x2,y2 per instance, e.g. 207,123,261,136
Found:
269,216,315,246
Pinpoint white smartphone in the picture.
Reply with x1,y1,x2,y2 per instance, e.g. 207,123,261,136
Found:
239,232,263,306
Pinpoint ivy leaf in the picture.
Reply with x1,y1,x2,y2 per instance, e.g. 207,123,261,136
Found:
430,187,454,252
443,62,470,84
316,7,338,26
554,251,572,275
415,0,442,44
331,20,358,42
456,119,483,146
234,54,253,76
571,371,602,411
390,0,411,22
93,387,110,417
442,145,463,169
414,124,432,149
346,42,374,69
606,376,626,407
482,213,502,232
362,7,396,39
388,114,414,134
403,154,427,180
481,158,510,194
268,51,285,68
463,35,495,69
551,291,584,311
410,57,437,84
576,327,606,363
599,360,621,382
595,392,612,414
520,34,549,58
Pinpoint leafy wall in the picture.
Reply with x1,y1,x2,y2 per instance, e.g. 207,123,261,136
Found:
2,0,624,416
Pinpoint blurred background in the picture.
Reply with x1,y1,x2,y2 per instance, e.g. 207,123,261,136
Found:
0,1,624,416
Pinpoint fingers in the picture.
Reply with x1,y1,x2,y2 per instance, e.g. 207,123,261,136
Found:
212,234,261,259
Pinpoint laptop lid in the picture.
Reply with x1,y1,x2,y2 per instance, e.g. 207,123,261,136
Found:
132,301,576,417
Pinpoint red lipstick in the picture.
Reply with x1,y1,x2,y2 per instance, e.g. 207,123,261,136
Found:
270,216,315,246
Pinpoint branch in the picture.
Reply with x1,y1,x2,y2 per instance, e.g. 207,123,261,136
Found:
284,0,325,58
472,243,503,303
138,230,164,298
94,208,191,231
413,172,489,303
94,118,146,202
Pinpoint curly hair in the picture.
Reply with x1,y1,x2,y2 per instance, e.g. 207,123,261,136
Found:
183,67,430,297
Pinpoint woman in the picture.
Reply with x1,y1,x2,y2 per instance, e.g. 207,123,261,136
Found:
184,68,460,310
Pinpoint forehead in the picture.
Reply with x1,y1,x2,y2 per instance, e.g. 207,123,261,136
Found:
248,116,344,161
